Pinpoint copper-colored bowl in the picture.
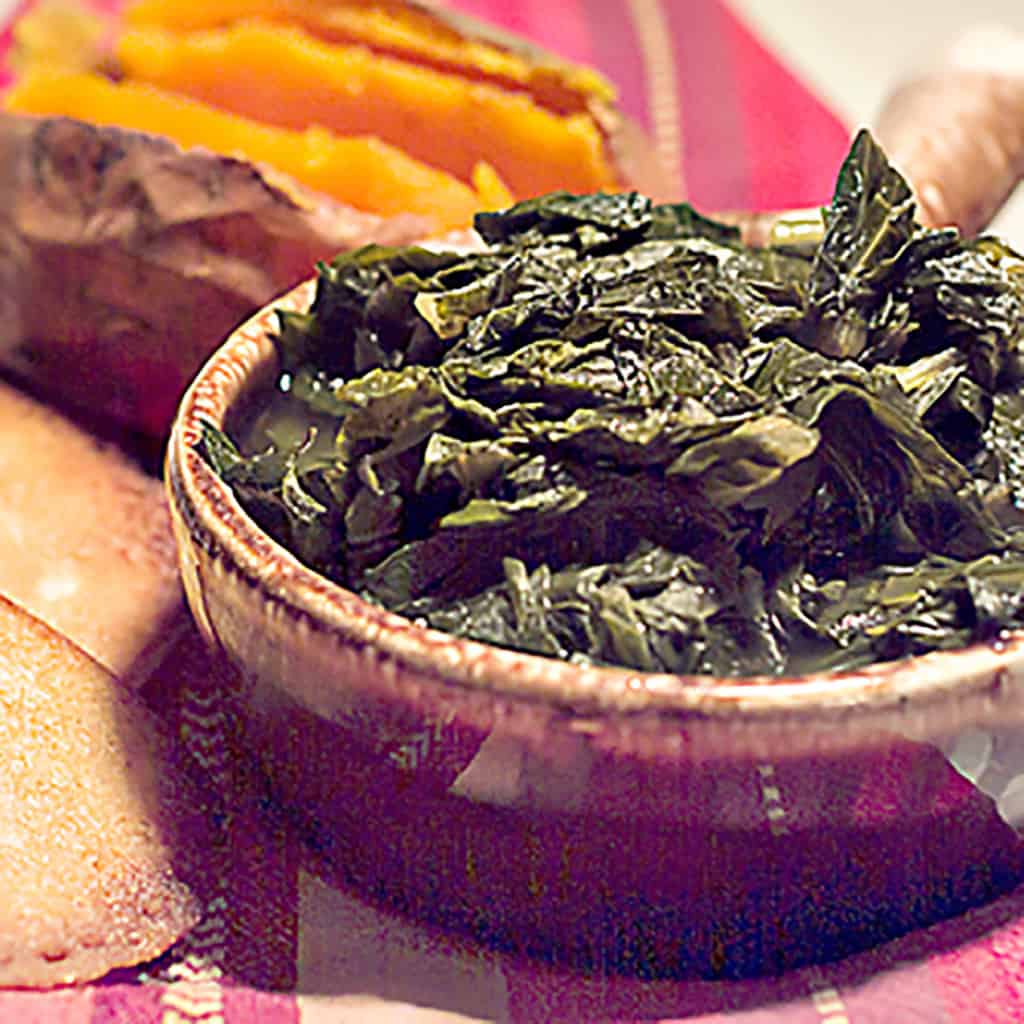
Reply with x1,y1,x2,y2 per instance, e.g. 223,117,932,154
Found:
165,278,1024,978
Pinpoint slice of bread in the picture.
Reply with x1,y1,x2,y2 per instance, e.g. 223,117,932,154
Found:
0,378,185,681
0,592,200,987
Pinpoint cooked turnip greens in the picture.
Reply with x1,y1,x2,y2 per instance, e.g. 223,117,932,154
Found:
202,130,1024,677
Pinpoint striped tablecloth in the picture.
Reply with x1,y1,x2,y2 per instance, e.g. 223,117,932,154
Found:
8,2,1024,1021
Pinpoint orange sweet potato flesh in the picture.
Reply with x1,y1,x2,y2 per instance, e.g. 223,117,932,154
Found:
122,0,618,116
114,20,619,200
6,67,510,234
0,112,428,437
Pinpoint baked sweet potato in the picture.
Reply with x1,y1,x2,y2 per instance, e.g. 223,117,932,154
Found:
0,0,671,438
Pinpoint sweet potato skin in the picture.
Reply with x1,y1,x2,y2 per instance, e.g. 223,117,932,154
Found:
0,113,428,436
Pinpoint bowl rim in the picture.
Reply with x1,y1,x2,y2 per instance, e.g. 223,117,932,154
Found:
165,277,1024,731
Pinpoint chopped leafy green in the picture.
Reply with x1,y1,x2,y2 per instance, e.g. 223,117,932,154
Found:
205,129,1024,677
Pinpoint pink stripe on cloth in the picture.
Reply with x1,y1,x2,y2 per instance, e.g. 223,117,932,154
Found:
825,965,951,1024
89,985,164,1023
930,917,1024,1023
661,0,851,211
722,5,852,211
0,990,95,1024
580,0,648,135
663,0,749,210
222,986,301,1024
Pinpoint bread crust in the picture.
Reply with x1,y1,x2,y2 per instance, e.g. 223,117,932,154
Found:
0,594,200,988
0,377,185,680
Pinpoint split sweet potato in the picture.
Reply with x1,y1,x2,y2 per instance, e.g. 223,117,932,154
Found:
0,0,671,437
120,0,617,116
8,0,671,213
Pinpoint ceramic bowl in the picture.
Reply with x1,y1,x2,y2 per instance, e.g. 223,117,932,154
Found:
165,278,1024,978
